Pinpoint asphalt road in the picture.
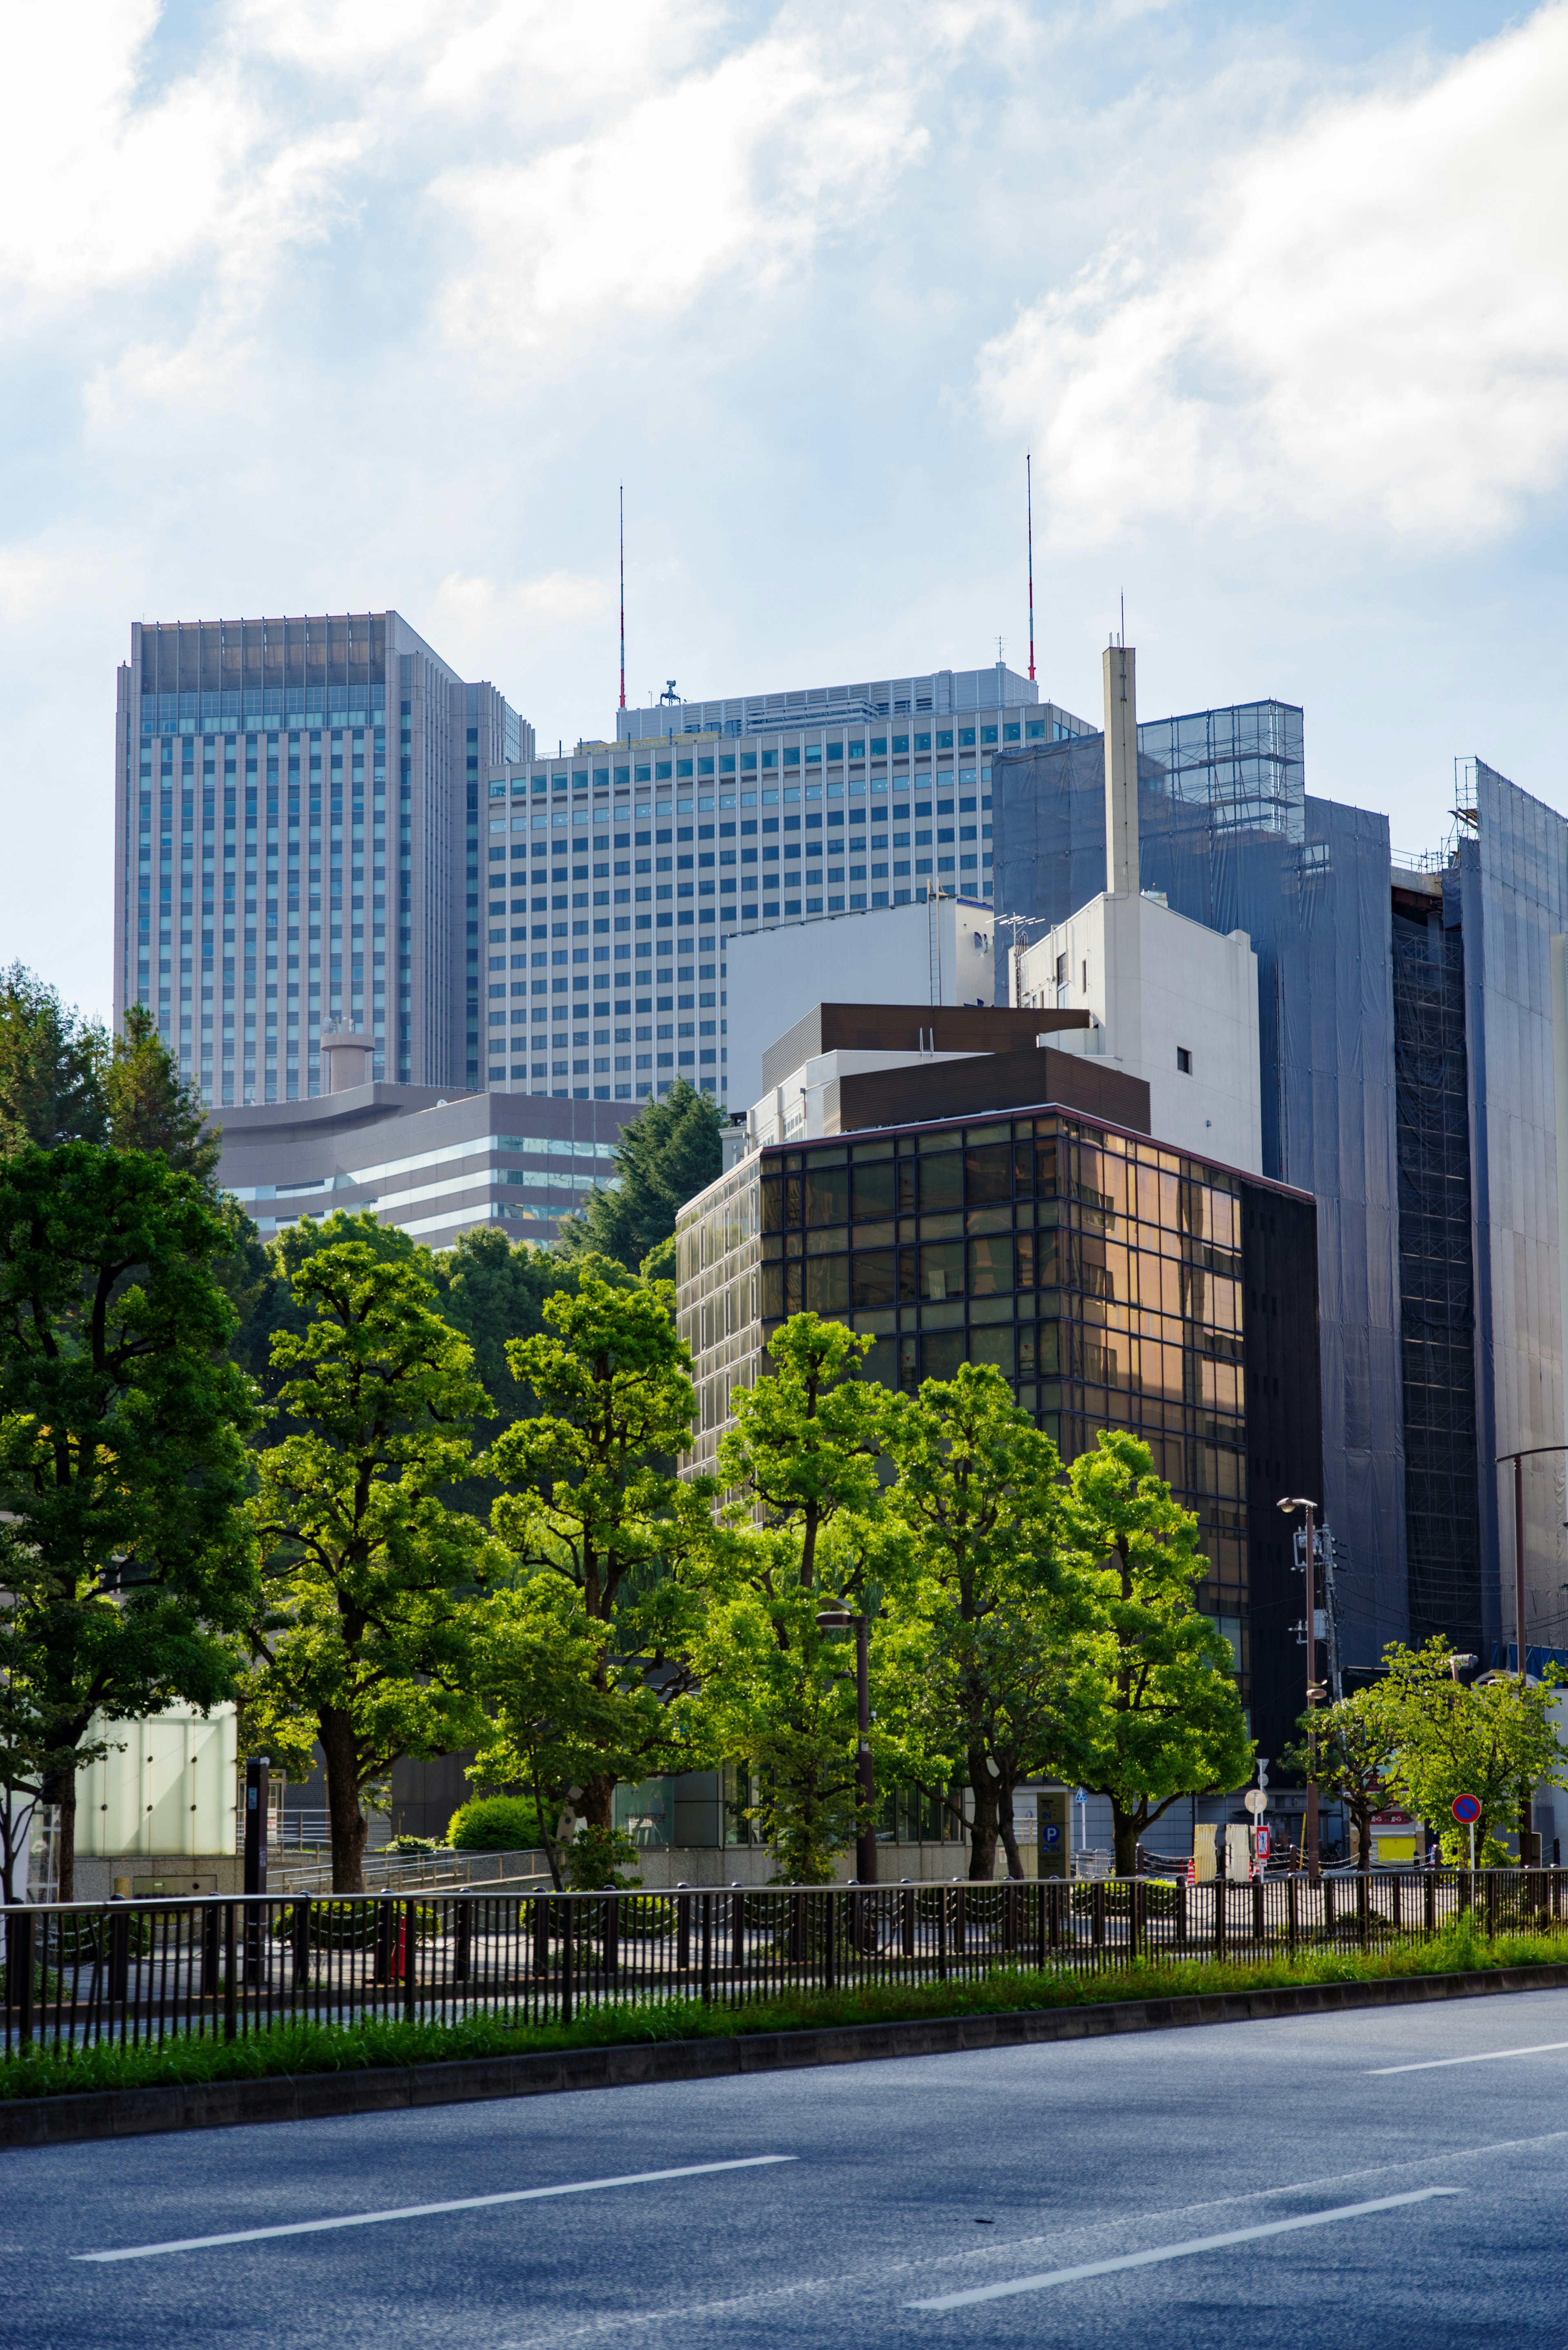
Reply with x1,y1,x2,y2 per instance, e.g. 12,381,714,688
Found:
11,1989,1568,2349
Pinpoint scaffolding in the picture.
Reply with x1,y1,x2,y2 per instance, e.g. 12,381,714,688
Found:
1391,886,1482,1652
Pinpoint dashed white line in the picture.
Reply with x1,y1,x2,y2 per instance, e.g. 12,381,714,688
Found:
1370,2039,1568,2076
905,2188,1462,2310
75,2155,797,2263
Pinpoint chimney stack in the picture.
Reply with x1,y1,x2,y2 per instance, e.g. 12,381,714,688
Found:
1104,643,1138,896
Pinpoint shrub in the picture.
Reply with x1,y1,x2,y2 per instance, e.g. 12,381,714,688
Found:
384,1835,441,1857
447,1797,546,1853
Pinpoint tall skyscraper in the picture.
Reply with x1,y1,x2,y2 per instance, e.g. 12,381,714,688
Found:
114,611,530,1108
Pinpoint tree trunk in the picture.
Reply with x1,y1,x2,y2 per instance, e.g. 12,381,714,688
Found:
582,1770,615,1836
997,1790,1025,1882
1110,1802,1140,1879
968,1759,999,1881
318,1711,368,1894
1356,1810,1373,1871
42,1764,77,1904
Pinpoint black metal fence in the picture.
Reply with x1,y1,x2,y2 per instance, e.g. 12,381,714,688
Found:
3,1868,1564,2062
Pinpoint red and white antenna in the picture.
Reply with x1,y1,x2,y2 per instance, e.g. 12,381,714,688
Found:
618,484,626,711
1026,453,1036,684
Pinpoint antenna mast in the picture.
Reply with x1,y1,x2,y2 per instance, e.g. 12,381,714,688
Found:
618,486,626,711
1026,454,1036,684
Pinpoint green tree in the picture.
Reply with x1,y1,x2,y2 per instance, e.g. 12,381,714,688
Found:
0,1143,259,1896
486,1264,710,1837
466,1576,669,1891
693,1314,893,1883
102,1003,221,1183
0,965,107,1154
1281,1692,1399,1871
1067,1430,1254,1875
243,1238,496,1892
1367,1639,1568,1864
433,1226,631,1432
555,1079,722,1270
878,1364,1094,1881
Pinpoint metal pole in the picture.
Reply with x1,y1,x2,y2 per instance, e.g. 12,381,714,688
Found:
855,1613,877,1886
243,1756,269,1898
1303,1506,1320,1881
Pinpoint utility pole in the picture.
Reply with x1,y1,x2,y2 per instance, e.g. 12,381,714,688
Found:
1278,1498,1323,1878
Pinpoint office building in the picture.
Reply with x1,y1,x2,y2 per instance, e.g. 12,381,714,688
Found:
676,1023,1322,1758
213,1081,627,1250
477,665,1093,1108
114,611,530,1111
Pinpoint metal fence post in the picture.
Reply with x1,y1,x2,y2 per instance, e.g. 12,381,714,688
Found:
1286,1873,1298,1957
109,1906,130,2010
1486,1872,1499,1939
937,1886,949,1982
403,1899,418,2022
1129,1877,1143,1962
1424,1868,1436,1938
904,1884,917,1961
11,1911,34,2046
453,1896,471,1987
825,1890,838,1994
223,1902,237,2042
700,1893,713,2005
293,1897,311,2000
731,1886,746,1978
604,1893,619,1984
676,1890,691,1976
559,1897,574,2027
1358,1872,1370,1952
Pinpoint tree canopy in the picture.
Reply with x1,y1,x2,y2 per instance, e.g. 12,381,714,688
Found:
555,1079,722,1270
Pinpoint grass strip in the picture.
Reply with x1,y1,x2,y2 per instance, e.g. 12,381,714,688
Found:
3,1915,1562,2104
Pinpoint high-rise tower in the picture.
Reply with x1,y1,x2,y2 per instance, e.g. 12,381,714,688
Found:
114,611,530,1108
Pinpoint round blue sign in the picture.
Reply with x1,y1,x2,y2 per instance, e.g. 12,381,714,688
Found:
1452,1794,1481,1824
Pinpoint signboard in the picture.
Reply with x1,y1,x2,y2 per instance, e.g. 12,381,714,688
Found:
1254,1826,1271,1859
1011,1795,1038,1844
1243,1790,1268,1816
1452,1794,1482,1824
1371,1810,1412,1827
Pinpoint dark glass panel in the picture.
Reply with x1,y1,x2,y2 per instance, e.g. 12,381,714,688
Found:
1016,1230,1036,1289
1013,1139,1034,1195
969,1326,1015,1376
968,1235,1014,1296
761,1174,787,1233
920,1153,963,1212
852,1159,897,1221
851,1249,898,1309
761,1263,785,1319
918,1240,964,1302
803,1160,850,1226
805,1255,850,1313
923,1329,966,1381
860,1335,900,1390
964,1142,1012,1203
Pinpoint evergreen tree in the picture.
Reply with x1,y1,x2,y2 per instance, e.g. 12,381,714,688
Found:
0,965,107,1155
103,1003,221,1183
555,1079,722,1270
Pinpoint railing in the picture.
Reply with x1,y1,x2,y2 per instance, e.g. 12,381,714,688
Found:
2,1869,1563,2062
264,1847,550,1899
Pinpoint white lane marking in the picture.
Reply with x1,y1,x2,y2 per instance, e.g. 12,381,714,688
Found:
1370,2040,1568,2076
905,2187,1460,2310
75,2156,797,2263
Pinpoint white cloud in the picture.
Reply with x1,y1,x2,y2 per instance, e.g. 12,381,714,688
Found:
980,3,1568,548
432,18,933,361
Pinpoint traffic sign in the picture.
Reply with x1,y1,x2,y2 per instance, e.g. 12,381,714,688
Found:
1255,1826,1272,1857
1452,1794,1482,1824
1244,1790,1268,1816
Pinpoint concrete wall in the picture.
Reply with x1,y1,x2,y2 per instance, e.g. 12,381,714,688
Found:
1017,892,1262,1175
726,898,994,1114
74,1703,238,1861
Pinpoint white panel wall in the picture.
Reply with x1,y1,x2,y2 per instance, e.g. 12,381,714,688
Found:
75,1702,239,1858
726,899,994,1112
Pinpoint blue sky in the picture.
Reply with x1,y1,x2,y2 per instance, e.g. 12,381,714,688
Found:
3,0,1564,1015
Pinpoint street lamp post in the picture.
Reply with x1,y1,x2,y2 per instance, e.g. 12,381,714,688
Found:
817,1606,876,1885
1278,1498,1325,1879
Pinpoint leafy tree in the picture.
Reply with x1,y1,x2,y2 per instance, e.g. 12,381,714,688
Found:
466,1576,668,1891
878,1364,1094,1881
433,1226,631,1432
555,1079,722,1270
485,1264,711,1838
0,965,107,1154
1067,1429,1254,1875
102,1005,221,1183
1366,1639,1568,1864
243,1238,497,1891
1281,1692,1399,1871
0,1143,259,1896
693,1314,893,1882
229,1209,423,1407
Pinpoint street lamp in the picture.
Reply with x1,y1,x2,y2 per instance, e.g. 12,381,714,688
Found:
817,1605,876,1885
1278,1498,1324,1880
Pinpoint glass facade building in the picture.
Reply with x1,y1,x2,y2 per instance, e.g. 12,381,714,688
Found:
114,612,530,1109
677,1100,1321,1754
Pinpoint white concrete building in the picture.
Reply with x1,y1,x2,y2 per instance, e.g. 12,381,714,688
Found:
725,894,994,1116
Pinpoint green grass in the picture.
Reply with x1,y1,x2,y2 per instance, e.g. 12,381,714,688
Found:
4,1915,1563,2105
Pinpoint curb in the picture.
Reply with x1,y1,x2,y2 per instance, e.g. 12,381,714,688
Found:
6,1960,1568,2149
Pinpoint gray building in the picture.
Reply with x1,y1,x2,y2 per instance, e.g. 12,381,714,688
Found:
115,610,531,1111
477,666,1091,1109
214,1082,626,1250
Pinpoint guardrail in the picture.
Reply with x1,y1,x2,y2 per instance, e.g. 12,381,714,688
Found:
2,1868,1562,2060
264,1847,550,1898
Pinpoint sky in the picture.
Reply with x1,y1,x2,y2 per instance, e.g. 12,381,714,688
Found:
3,0,1565,1018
